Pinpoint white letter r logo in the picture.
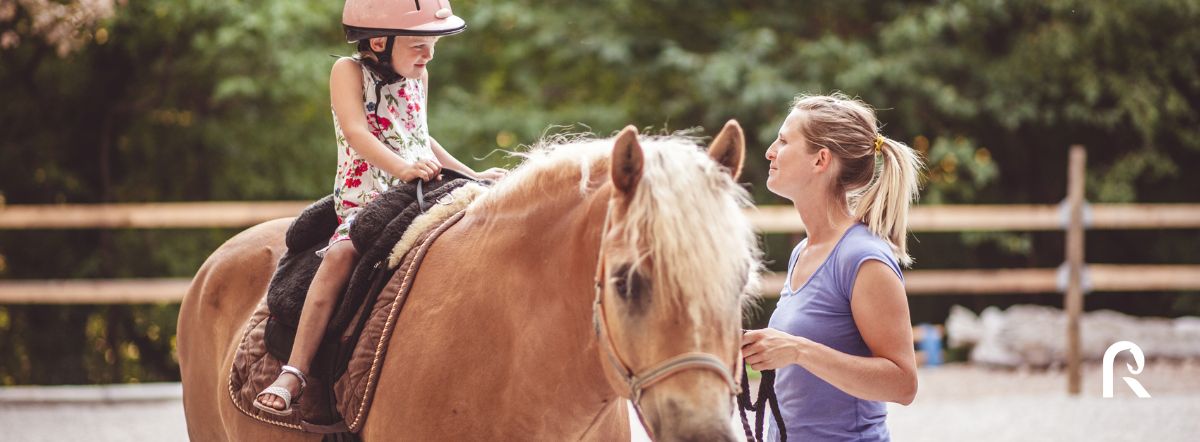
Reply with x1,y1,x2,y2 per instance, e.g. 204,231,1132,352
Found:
1103,341,1151,399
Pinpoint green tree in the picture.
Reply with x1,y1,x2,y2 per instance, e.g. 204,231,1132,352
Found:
0,0,345,384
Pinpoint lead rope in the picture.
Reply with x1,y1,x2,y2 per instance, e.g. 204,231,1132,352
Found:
737,366,787,442
737,367,755,441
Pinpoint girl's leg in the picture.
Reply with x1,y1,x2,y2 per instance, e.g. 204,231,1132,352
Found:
257,240,359,411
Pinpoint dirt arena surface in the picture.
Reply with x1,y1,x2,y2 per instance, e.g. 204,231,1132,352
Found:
887,360,1200,441
2,361,1197,441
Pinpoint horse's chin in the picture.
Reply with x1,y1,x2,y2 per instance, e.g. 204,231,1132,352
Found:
647,414,738,442
639,380,738,442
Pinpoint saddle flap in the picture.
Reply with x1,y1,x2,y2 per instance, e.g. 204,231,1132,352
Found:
228,299,341,431
333,209,468,432
229,182,484,434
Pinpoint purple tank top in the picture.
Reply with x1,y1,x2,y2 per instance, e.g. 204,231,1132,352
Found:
767,223,903,441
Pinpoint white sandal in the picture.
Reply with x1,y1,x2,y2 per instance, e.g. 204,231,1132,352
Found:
253,365,308,417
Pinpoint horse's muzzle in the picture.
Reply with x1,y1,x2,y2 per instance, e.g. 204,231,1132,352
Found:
640,384,738,442
654,418,738,442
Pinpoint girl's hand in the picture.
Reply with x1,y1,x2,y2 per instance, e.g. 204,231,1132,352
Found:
399,159,442,182
477,167,508,182
742,328,806,371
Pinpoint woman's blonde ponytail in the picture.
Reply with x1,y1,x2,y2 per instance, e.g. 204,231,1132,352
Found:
853,136,923,266
791,93,925,266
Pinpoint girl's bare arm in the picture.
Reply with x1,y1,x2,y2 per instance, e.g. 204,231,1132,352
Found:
331,58,437,182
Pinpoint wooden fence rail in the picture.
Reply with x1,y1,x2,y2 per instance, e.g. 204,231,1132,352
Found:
3,202,1200,231
3,201,1199,303
3,264,1198,304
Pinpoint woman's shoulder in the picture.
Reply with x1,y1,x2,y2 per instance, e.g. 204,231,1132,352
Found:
844,223,893,250
834,224,901,273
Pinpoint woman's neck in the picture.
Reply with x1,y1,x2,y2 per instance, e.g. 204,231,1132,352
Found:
794,195,855,245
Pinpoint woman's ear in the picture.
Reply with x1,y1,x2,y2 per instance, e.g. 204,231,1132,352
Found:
814,148,831,170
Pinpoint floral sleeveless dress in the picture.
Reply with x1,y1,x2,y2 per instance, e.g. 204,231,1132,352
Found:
321,59,436,255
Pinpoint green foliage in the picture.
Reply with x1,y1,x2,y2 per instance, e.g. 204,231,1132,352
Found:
0,0,343,384
2,0,1199,384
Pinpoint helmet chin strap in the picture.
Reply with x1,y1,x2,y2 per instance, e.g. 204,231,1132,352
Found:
367,35,402,144
376,36,395,66
371,36,403,83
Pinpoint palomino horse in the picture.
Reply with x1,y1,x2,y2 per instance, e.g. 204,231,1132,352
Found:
178,121,761,441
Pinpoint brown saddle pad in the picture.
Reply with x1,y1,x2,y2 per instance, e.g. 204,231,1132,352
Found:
228,210,467,433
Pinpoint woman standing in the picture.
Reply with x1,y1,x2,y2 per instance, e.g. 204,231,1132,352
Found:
742,93,923,441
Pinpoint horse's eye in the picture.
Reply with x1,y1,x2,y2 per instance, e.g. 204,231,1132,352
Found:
611,275,630,299
610,263,633,299
610,263,648,307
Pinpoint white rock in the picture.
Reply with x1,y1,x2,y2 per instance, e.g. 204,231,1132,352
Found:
946,304,1200,366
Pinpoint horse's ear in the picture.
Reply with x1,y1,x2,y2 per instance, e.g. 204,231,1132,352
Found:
708,119,745,180
611,125,644,196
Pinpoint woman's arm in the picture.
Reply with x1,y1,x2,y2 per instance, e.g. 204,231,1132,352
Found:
743,260,918,405
331,58,438,182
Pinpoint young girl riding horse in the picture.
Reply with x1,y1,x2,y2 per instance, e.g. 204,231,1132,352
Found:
255,0,505,415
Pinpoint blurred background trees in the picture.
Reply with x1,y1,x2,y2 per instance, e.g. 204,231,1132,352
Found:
1,0,1197,384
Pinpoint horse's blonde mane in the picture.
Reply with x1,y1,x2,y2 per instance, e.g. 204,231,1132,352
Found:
474,133,763,321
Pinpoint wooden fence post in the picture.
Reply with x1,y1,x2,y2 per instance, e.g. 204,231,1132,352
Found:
1065,145,1087,395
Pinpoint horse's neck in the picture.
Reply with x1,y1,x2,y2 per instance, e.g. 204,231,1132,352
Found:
458,168,622,433
472,166,609,350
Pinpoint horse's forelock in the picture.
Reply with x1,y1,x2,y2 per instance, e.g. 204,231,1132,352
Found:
620,140,763,324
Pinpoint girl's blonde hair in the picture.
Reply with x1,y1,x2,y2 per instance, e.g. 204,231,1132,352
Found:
791,93,924,266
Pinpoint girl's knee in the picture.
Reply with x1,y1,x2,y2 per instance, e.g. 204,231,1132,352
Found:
323,242,360,268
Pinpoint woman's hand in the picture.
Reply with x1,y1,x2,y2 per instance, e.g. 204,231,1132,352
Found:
398,159,442,182
742,328,807,371
476,167,508,181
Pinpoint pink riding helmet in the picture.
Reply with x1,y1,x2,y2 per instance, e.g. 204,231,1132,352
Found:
343,0,466,42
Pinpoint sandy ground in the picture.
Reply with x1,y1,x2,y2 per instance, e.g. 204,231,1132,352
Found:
2,361,1197,441
886,360,1200,441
